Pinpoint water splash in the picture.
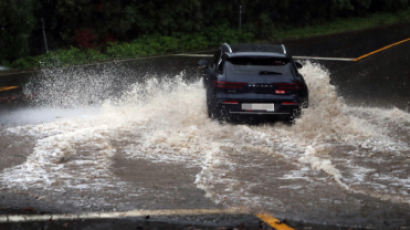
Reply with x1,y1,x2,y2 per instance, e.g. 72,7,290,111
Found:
1,62,409,220
23,65,132,107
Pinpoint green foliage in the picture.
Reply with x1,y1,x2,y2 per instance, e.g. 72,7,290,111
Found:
106,42,143,58
10,56,39,69
0,0,36,62
8,25,254,69
34,48,86,67
29,0,410,49
39,47,111,66
2,0,410,69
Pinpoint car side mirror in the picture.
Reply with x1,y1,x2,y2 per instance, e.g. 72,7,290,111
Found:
295,61,303,69
198,59,209,67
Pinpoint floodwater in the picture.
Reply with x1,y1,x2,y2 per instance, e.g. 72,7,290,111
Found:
0,60,409,228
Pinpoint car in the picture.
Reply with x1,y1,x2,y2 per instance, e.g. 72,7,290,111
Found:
199,43,308,122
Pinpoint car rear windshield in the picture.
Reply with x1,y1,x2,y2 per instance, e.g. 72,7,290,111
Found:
224,56,294,76
227,57,289,66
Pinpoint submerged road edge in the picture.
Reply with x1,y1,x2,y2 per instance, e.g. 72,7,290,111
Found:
0,208,295,230
0,208,248,222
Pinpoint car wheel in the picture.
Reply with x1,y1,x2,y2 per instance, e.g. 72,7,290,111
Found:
208,104,222,119
301,98,309,108
286,108,300,124
294,107,302,118
206,96,220,119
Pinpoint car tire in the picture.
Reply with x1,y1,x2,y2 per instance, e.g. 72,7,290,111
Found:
206,96,220,119
294,107,302,118
286,108,301,124
207,104,221,119
301,98,309,108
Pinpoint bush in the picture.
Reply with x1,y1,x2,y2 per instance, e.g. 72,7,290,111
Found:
10,56,39,69
8,24,255,69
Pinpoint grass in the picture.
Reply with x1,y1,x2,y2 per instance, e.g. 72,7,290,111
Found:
4,8,410,70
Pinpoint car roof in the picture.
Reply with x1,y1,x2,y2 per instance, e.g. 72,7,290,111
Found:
230,44,284,53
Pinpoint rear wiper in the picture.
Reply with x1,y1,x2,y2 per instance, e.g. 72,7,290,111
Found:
259,71,282,75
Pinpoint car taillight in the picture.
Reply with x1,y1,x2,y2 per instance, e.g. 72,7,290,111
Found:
274,83,302,94
282,102,298,105
214,80,247,89
222,101,239,104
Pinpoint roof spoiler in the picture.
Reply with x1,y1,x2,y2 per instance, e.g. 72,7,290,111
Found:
281,44,287,54
222,43,287,55
222,43,233,53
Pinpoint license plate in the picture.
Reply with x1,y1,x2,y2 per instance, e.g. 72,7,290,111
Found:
241,103,275,111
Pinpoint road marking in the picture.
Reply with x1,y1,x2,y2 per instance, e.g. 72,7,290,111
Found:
177,38,410,62
0,208,249,223
176,53,357,61
255,212,294,230
174,53,356,61
0,85,19,92
0,208,296,230
173,53,213,58
353,37,410,62
293,56,355,61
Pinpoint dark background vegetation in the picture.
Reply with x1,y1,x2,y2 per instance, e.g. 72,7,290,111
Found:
1,0,409,68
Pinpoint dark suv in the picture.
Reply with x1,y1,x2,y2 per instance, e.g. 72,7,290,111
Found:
200,43,308,121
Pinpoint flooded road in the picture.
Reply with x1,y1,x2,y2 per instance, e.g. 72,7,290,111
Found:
1,25,410,228
0,58,409,228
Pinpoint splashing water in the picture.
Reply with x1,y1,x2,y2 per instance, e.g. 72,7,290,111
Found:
0,62,409,223
23,65,134,107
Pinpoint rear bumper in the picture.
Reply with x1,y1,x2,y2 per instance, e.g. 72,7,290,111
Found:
229,111,290,115
219,102,299,116
208,92,307,118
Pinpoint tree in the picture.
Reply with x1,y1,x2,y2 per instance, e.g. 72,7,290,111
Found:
0,0,37,62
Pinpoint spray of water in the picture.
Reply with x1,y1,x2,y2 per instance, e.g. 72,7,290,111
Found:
23,65,134,107
1,62,409,218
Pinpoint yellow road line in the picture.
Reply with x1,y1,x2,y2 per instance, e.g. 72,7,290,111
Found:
255,212,294,230
0,85,19,92
353,37,410,62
